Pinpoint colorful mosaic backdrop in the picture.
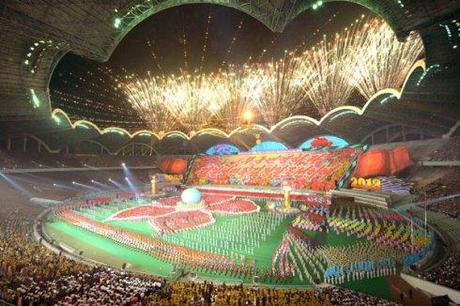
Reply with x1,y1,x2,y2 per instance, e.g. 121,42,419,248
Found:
187,148,363,191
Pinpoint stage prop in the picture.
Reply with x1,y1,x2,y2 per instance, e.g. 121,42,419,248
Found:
353,145,413,178
151,176,158,195
187,147,362,191
159,158,188,174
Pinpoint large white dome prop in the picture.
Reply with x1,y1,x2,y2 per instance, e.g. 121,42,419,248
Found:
180,188,201,205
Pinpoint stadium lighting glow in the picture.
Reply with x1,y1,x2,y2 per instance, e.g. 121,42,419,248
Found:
312,1,323,10
92,180,111,189
73,181,100,191
242,110,254,123
0,172,34,198
108,178,129,192
107,128,126,135
379,94,397,105
77,123,89,129
52,114,61,125
124,176,138,193
29,89,40,108
114,17,122,28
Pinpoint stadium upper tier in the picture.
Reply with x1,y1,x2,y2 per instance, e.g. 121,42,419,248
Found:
0,150,156,171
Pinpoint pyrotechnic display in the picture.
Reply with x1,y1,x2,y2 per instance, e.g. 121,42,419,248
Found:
116,16,424,133
3,2,457,305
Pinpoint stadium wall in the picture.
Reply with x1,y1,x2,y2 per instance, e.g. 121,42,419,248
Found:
401,273,460,304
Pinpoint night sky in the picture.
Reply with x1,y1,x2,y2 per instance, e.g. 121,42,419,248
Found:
50,3,370,130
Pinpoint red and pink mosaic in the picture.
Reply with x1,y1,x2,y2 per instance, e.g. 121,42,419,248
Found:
106,193,260,234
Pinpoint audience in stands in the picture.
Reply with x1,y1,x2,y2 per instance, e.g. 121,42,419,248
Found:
0,149,156,170
415,170,460,220
0,211,164,305
147,282,332,306
427,137,460,161
419,254,460,290
321,287,398,306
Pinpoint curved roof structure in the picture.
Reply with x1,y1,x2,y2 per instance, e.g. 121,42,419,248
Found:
0,0,458,121
0,1,458,156
34,60,452,151
10,60,450,155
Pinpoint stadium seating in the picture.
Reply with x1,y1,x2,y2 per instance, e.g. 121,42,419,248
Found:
415,170,460,220
426,136,460,161
419,254,460,290
0,149,156,170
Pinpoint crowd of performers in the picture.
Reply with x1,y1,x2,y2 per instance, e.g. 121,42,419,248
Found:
55,193,435,287
319,242,399,284
271,227,327,284
163,212,285,257
289,203,435,284
187,148,361,191
57,208,264,279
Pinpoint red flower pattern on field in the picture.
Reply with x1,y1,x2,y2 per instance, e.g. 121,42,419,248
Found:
106,193,259,234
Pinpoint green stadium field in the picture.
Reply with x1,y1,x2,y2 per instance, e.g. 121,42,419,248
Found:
42,199,392,299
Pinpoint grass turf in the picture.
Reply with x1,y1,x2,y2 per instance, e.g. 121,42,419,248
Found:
340,277,392,300
43,199,392,297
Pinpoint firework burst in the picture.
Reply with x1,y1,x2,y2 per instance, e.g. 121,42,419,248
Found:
246,55,307,126
347,18,424,100
119,17,425,133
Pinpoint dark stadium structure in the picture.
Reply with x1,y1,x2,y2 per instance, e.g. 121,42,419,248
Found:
0,1,459,306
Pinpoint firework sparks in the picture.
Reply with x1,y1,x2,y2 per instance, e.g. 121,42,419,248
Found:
120,71,230,132
246,54,307,126
296,16,369,116
347,18,424,100
214,68,256,132
119,17,425,133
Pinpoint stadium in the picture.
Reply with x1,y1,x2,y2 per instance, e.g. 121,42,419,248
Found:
0,1,459,305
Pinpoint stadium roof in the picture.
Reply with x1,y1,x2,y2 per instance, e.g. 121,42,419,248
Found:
0,0,458,133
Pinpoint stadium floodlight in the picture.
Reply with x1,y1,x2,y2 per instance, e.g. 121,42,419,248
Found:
242,109,253,124
114,17,122,28
0,172,34,198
